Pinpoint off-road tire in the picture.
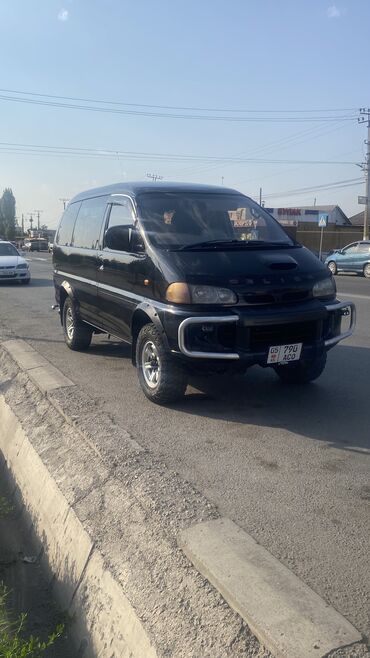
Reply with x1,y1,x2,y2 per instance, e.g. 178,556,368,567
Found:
274,352,327,385
20,278,30,285
62,297,92,351
136,323,187,404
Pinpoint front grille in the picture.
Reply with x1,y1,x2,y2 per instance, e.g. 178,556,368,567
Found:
240,289,311,306
249,321,318,349
0,266,16,270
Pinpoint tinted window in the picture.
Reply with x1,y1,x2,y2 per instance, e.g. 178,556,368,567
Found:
107,199,135,229
72,196,108,249
358,243,370,253
56,202,81,246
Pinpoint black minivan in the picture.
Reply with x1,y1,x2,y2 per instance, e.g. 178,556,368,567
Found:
53,182,355,403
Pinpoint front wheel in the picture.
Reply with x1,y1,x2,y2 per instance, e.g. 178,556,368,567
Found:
274,352,327,385
327,261,337,275
136,324,187,404
363,263,370,278
62,297,92,351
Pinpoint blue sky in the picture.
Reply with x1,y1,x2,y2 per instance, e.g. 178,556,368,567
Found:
0,0,369,228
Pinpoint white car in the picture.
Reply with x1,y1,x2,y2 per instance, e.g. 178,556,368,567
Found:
0,241,31,284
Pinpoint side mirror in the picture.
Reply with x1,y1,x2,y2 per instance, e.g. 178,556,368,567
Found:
105,225,131,251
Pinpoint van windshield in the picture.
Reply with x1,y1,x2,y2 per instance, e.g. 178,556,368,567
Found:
136,192,294,250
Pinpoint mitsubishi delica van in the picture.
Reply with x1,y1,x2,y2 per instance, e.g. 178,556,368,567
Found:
53,182,355,404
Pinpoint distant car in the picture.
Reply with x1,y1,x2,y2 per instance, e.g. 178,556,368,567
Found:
24,238,49,252
0,240,30,284
325,241,370,277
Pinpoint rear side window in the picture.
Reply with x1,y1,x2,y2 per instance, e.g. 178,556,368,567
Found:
56,202,81,246
72,196,108,249
358,243,370,253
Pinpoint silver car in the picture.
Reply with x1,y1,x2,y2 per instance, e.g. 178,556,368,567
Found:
0,241,31,284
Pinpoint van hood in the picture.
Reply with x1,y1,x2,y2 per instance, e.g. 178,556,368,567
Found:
155,245,330,305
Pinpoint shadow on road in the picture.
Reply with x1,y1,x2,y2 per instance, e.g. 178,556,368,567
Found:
174,344,370,456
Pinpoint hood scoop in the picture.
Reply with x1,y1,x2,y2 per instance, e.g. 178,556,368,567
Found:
260,254,298,271
268,261,297,270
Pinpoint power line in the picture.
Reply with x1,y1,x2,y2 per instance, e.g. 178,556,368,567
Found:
0,87,358,114
0,141,358,165
263,177,363,200
0,92,358,123
171,119,351,178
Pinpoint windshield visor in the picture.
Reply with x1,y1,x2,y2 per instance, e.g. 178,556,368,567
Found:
136,192,294,249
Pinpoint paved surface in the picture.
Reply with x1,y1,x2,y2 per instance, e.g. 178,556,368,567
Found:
0,255,369,639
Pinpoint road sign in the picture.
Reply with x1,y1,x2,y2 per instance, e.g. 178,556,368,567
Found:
358,196,368,205
318,213,328,228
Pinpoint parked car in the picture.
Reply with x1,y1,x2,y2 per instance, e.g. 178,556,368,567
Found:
325,241,370,277
0,240,30,284
53,182,355,404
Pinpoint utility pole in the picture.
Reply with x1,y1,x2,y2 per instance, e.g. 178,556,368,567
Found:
146,173,163,183
59,198,70,210
21,213,24,235
34,209,43,232
28,213,34,232
259,187,262,206
359,108,370,241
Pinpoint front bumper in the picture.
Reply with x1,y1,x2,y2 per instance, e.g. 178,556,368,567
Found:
0,270,30,281
159,299,355,363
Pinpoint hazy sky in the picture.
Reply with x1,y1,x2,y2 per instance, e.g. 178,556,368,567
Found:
0,0,369,229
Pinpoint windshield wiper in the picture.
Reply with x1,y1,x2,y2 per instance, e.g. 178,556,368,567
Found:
174,239,293,251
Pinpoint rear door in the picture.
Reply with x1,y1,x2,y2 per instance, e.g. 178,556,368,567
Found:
68,196,109,324
97,196,141,340
355,242,370,273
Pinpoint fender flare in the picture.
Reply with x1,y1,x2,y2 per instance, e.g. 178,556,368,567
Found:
58,280,78,324
131,302,169,365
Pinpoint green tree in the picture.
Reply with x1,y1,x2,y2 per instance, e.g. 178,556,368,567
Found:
0,188,16,240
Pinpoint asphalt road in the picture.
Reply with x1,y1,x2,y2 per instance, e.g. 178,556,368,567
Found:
0,255,369,639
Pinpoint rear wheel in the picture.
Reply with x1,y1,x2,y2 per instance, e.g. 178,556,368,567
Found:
327,261,337,275
274,352,327,385
62,297,92,351
136,323,187,404
363,263,370,278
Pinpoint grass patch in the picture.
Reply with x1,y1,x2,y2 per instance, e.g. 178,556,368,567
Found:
0,496,13,518
0,583,64,657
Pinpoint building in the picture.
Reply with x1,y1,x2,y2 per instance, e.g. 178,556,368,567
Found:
349,211,365,227
265,205,351,228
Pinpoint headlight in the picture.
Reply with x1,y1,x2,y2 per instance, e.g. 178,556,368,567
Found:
166,282,237,305
313,277,336,299
16,263,29,269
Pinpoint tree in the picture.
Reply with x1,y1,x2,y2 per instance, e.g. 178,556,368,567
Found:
0,188,16,239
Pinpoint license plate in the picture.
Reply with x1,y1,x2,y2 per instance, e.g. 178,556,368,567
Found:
0,270,13,276
267,343,302,365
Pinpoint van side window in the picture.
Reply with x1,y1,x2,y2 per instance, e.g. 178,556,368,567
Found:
107,199,135,230
72,196,108,249
56,202,81,246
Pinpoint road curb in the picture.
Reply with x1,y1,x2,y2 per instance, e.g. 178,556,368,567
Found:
0,341,271,657
179,518,362,658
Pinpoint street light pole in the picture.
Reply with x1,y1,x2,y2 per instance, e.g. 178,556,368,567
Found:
359,108,370,241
